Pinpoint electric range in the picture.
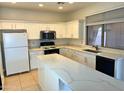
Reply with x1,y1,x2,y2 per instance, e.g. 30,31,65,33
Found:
40,41,59,54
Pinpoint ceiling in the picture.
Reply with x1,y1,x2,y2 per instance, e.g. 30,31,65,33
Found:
0,2,97,13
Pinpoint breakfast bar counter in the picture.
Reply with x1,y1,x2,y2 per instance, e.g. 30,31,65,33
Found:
37,54,124,91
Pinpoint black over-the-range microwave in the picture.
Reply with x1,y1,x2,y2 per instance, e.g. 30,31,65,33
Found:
40,31,56,40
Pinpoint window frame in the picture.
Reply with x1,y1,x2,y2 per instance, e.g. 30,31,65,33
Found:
86,23,124,50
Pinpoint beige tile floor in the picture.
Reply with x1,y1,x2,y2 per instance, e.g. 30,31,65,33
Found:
4,69,41,91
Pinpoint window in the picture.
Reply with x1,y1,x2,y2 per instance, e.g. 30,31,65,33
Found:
104,22,124,49
87,25,103,46
86,22,124,50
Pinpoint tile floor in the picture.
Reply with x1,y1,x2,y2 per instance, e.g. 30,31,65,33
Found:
4,69,41,91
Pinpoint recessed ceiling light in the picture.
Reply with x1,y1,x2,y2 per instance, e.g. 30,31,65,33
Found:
69,2,74,4
11,2,16,4
39,4,44,7
58,6,63,10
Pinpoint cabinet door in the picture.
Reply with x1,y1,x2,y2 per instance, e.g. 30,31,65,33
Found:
55,23,66,38
26,23,40,39
72,20,79,38
1,22,14,29
60,48,69,57
40,24,47,30
72,51,85,64
49,24,55,30
15,23,27,29
38,62,46,90
30,55,38,69
84,53,96,69
45,68,59,90
40,24,55,31
66,22,72,38
66,20,79,38
1,22,27,30
87,56,96,69
30,50,43,70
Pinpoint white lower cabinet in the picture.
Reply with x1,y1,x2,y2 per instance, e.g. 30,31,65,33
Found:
38,63,46,89
38,65,59,91
60,48,73,59
30,50,44,70
83,53,96,69
30,48,96,71
45,67,59,90
38,59,71,91
60,48,96,69
60,48,86,64
72,51,86,65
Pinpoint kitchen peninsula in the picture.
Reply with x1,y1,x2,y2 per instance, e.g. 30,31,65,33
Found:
37,54,124,91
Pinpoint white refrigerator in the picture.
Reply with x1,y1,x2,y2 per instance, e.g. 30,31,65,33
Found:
2,32,30,76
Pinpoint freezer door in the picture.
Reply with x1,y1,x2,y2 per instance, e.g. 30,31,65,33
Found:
3,33,28,48
4,47,30,76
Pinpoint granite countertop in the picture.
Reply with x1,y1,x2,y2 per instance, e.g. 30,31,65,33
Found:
37,54,124,91
30,45,124,59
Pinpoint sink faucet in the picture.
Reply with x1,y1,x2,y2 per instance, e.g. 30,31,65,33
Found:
92,45,99,51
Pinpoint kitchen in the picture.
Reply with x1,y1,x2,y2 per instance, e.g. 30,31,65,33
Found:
0,1,124,91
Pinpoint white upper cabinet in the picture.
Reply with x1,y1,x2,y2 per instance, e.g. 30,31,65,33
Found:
40,24,55,31
72,20,80,38
65,20,82,39
0,20,84,39
26,23,40,39
1,22,14,29
14,23,26,29
0,22,26,29
54,23,66,38
66,21,73,38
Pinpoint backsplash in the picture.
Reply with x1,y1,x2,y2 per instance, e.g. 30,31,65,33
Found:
28,38,83,48
54,39,69,45
67,39,83,46
28,39,41,48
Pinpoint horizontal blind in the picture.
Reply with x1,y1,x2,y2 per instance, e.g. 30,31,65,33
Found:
86,13,104,24
104,8,124,21
86,7,124,25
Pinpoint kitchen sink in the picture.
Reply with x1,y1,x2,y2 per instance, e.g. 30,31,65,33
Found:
83,49,101,53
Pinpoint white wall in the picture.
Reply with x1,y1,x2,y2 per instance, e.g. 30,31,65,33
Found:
0,7,67,23
1,3,124,22
67,3,124,21
65,3,124,45
1,3,124,45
